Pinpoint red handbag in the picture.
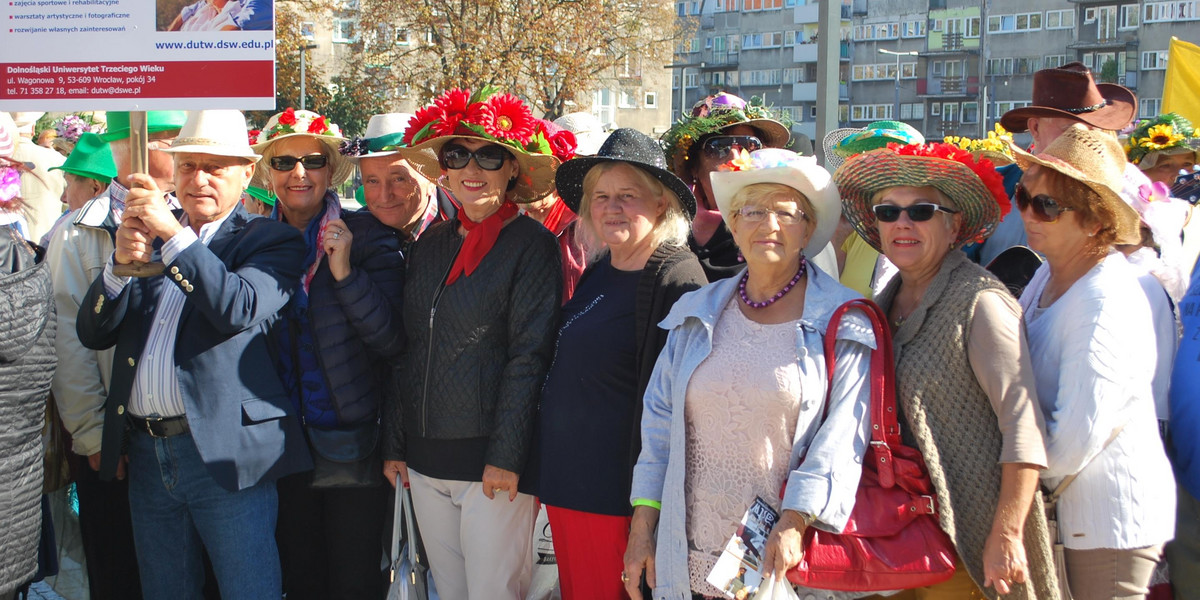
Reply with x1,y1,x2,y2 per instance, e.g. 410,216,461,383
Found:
786,298,957,591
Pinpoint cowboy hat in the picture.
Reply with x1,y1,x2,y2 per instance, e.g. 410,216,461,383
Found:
160,110,260,161
1011,124,1142,244
250,108,352,186
555,128,696,218
836,143,1010,252
353,113,416,161
999,62,1136,133
709,148,840,257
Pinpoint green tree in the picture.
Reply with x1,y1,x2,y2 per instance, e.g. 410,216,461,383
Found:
1099,59,1119,84
247,0,333,128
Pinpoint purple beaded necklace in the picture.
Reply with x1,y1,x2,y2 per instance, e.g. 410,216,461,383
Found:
738,256,807,309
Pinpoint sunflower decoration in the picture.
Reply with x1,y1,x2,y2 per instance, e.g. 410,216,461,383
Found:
1126,113,1197,165
944,123,1015,165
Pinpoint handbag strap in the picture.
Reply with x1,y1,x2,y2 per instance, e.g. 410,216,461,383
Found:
403,486,422,568
821,298,900,448
1047,424,1126,503
389,486,403,580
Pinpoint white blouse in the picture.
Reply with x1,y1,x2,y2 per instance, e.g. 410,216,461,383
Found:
1020,252,1175,551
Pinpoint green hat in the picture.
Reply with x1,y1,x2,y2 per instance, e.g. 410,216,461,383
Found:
245,185,276,206
354,185,365,207
100,111,188,141
834,121,925,157
1125,113,1199,167
49,132,116,184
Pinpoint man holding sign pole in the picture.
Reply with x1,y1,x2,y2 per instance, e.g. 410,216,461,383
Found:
75,110,311,599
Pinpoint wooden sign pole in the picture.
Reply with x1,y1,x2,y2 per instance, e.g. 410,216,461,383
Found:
112,111,165,278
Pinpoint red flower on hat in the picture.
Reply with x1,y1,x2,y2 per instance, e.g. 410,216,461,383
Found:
247,129,261,145
890,142,1012,217
278,107,297,126
535,120,577,162
485,94,535,142
307,116,329,134
403,105,444,146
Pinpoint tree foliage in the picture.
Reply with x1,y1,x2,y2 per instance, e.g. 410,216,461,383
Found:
247,0,332,129
353,0,685,119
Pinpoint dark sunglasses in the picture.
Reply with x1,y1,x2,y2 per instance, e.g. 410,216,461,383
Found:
702,135,763,161
440,144,510,171
872,203,959,223
269,155,328,172
1015,185,1073,223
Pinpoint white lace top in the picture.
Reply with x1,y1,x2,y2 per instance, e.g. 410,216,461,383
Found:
684,298,803,596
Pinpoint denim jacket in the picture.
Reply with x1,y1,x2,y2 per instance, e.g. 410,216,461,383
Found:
630,263,876,600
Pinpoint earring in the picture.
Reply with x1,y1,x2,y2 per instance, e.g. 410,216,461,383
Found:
1088,231,1095,237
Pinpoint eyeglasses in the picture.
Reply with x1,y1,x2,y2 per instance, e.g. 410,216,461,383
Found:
871,203,959,223
737,206,805,225
702,135,763,161
1015,185,1073,223
440,144,510,171
269,155,328,172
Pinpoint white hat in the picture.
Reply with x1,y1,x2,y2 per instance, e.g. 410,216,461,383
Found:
10,111,43,136
710,148,841,258
354,112,415,161
553,112,608,156
160,110,260,161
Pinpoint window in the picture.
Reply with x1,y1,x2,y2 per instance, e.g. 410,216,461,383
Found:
685,72,698,88
962,102,979,123
783,68,805,83
987,58,1014,76
593,89,615,125
618,91,637,109
966,17,981,37
990,12,1041,33
332,18,356,43
395,28,410,45
996,101,1031,114
1145,1,1198,22
740,69,782,86
1082,52,1094,69
901,63,917,79
852,62,918,81
902,20,926,38
644,92,658,108
677,2,686,16
1097,6,1117,39
672,74,679,89
810,105,818,118
1142,50,1169,70
300,21,315,40
1120,4,1139,29
931,103,941,116
1085,8,1097,23
1140,98,1162,118
1015,57,1041,75
932,60,943,77
1044,55,1069,69
932,18,943,32
850,104,893,121
943,103,960,123
1046,9,1074,29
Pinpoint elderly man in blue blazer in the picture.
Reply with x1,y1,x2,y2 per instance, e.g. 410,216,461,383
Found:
76,110,310,600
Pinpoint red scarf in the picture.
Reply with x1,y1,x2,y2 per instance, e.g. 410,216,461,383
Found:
446,200,519,285
539,198,576,236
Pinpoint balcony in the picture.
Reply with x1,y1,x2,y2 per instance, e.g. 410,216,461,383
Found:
702,52,738,68
917,76,980,97
852,0,867,15
793,82,817,102
794,3,852,23
793,41,850,62
922,32,981,55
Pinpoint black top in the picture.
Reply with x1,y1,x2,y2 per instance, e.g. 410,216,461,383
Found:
689,222,746,283
537,257,641,515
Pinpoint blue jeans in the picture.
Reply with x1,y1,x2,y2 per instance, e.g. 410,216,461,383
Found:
127,430,280,600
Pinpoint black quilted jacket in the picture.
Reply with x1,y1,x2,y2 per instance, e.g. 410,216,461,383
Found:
0,230,55,597
383,215,561,474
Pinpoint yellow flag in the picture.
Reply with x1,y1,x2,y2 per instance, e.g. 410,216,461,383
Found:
1163,37,1200,123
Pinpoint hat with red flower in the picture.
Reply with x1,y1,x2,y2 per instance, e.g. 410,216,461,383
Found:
835,142,1011,252
250,108,353,186
397,87,560,203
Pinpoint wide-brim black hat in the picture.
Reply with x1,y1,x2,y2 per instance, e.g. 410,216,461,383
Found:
555,128,696,219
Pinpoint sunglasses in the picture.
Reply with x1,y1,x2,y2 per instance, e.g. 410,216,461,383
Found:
872,203,959,223
440,144,510,171
702,135,763,161
269,155,328,172
1015,185,1073,223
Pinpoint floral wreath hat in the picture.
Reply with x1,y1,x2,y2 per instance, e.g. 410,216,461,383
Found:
660,92,793,178
944,123,1017,167
396,87,561,203
835,143,1011,253
1125,113,1199,169
250,108,353,187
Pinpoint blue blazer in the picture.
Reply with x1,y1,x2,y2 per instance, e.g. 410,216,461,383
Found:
77,204,313,491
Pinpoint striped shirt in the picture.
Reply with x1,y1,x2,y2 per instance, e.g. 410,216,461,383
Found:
102,211,232,418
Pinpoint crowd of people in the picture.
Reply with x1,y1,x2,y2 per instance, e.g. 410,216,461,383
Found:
1,60,1199,600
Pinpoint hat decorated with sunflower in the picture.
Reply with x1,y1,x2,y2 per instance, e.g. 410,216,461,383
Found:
397,86,560,203
660,92,792,177
250,108,353,187
944,123,1017,167
1125,113,1199,169
836,142,1011,252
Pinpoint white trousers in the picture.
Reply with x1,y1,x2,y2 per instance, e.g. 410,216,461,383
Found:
408,468,537,600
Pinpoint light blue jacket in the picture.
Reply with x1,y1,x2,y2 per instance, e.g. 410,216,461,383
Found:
630,264,876,600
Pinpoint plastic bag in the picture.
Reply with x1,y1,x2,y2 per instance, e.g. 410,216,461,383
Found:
752,574,801,600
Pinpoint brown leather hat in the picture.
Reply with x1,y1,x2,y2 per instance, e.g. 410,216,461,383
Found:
1000,62,1137,133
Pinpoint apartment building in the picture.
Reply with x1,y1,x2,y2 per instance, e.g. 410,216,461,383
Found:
672,0,1199,145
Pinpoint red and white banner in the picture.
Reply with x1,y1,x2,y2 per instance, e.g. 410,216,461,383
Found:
0,0,275,111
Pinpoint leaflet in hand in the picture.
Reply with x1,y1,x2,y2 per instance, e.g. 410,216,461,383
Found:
705,496,778,599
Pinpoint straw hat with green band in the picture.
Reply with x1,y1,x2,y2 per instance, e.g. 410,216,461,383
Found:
100,111,188,141
1125,113,1199,168
1010,124,1142,245
245,185,276,206
350,113,416,161
833,121,925,157
49,132,116,185
835,142,1012,253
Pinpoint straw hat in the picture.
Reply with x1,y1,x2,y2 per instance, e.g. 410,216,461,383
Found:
49,132,117,184
999,62,1136,133
1010,124,1141,244
833,121,925,157
820,127,861,171
250,108,352,187
836,143,1011,252
160,110,260,161
1125,113,1199,168
709,148,840,257
661,92,792,177
352,113,416,161
397,87,559,203
555,128,696,218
